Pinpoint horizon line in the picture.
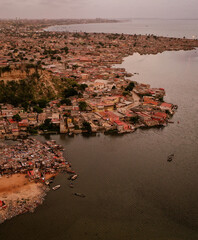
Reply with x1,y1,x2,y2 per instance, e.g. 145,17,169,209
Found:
0,17,198,21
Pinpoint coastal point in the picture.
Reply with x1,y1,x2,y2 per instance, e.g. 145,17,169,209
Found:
0,18,198,226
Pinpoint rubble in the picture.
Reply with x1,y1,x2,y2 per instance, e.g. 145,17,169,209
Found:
0,138,69,177
0,138,75,224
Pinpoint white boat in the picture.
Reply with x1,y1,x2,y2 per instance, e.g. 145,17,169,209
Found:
52,185,61,190
71,174,78,181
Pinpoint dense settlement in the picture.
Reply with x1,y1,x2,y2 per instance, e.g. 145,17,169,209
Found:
0,20,198,138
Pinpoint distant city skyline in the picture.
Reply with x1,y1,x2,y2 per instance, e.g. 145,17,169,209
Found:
0,0,198,19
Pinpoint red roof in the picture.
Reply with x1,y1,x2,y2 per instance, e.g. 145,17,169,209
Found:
153,112,167,118
143,98,158,106
9,119,17,124
114,120,129,130
114,120,128,127
100,111,119,121
18,122,28,127
28,170,34,176
161,102,172,108
114,120,122,125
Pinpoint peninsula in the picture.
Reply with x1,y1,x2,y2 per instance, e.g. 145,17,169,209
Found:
0,19,198,138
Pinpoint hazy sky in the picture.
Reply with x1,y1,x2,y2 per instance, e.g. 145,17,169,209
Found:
0,0,197,19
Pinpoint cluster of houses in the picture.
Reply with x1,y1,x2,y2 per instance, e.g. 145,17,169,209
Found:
1,19,198,82
0,20,183,138
0,77,176,139
0,138,71,179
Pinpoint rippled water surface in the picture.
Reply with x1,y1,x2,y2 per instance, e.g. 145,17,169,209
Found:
0,49,198,240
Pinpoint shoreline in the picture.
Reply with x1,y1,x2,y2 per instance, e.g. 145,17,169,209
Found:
0,44,187,141
0,138,75,224
43,19,198,39
0,174,48,224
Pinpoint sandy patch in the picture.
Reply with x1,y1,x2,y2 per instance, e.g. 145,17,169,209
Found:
0,174,51,224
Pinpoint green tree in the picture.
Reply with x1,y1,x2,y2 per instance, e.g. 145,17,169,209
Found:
37,99,48,108
125,82,135,91
79,101,87,111
82,121,92,133
12,114,21,122
39,119,59,132
61,46,68,54
63,88,78,98
60,98,72,106
78,84,88,92
130,116,139,124
33,106,43,113
27,127,38,135
122,91,129,96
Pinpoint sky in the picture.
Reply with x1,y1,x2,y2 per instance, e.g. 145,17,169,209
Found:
0,0,198,19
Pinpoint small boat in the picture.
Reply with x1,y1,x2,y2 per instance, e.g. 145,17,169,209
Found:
167,154,174,162
74,193,86,198
71,174,78,181
68,174,77,180
52,185,61,190
168,121,174,124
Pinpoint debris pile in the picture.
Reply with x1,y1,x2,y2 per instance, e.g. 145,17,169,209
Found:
0,138,75,224
0,138,71,178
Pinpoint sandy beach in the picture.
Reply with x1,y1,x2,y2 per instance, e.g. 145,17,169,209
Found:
0,174,55,224
0,174,43,200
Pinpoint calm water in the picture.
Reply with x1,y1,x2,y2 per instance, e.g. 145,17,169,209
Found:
1,32,198,239
46,19,198,39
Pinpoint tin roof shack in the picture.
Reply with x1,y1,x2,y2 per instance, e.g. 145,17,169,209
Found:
0,200,7,210
0,138,71,180
28,169,41,181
